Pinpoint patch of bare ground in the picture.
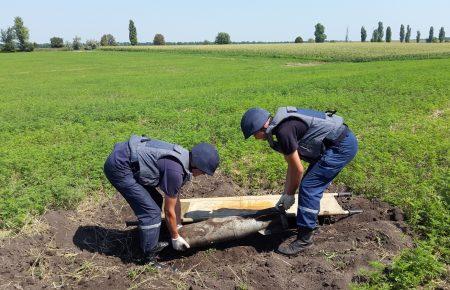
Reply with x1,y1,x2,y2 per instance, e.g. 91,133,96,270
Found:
0,172,413,289
285,62,325,67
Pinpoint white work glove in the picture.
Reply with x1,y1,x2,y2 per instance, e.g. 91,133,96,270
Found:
276,193,295,210
172,236,190,251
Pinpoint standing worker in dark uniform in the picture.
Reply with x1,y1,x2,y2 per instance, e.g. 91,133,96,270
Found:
104,135,219,262
240,107,358,256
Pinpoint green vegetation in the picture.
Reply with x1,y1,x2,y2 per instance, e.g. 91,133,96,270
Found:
405,25,411,43
376,21,384,42
72,36,82,50
50,37,64,48
400,24,405,43
0,46,448,288
354,245,446,289
361,26,367,42
439,27,446,43
428,26,434,43
385,26,391,43
215,32,231,44
1,27,15,52
0,16,33,52
314,23,326,43
153,33,165,46
13,17,33,52
294,36,303,43
100,34,116,47
129,20,137,46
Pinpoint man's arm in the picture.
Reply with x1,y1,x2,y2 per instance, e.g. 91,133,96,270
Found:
283,150,304,195
175,195,182,227
164,196,179,239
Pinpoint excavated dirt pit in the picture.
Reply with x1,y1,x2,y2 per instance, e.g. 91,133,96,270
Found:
0,173,414,289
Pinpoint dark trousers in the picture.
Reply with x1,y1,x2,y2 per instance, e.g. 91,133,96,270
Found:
103,142,163,255
297,130,358,229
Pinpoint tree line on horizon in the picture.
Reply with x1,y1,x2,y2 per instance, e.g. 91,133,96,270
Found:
360,22,446,43
1,17,448,52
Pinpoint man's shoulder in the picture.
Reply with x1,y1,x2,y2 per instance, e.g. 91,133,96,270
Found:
157,156,184,173
275,118,306,134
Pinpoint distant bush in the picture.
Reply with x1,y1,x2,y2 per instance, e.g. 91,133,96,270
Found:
294,36,303,43
153,34,165,45
307,38,315,43
1,27,15,52
72,36,82,50
50,37,64,48
314,23,326,43
64,41,72,51
100,34,116,46
215,32,231,44
84,39,99,50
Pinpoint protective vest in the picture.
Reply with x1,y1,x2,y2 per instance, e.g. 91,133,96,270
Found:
266,107,346,162
128,135,192,187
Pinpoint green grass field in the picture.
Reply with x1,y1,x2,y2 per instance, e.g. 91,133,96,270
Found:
0,45,448,288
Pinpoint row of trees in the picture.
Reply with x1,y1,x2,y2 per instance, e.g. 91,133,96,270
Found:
129,19,231,45
361,22,446,43
49,34,118,49
2,17,447,51
0,17,33,52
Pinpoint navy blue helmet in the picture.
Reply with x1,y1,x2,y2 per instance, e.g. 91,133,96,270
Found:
191,143,219,175
240,108,270,139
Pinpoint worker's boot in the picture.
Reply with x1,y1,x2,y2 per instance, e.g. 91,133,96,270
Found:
140,241,169,265
276,227,314,256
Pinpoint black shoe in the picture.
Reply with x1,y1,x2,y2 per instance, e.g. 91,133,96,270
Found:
139,241,169,264
276,227,314,256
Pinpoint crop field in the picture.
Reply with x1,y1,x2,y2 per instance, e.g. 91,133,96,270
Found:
0,46,449,288
100,42,450,62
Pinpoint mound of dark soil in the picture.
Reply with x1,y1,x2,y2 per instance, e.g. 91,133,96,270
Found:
0,173,413,289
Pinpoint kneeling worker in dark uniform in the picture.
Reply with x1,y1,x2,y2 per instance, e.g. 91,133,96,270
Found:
241,107,358,256
104,135,219,262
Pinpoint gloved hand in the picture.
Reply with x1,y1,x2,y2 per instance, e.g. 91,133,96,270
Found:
276,193,295,210
171,236,190,251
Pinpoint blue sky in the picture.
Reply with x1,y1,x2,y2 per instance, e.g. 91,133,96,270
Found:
1,0,448,43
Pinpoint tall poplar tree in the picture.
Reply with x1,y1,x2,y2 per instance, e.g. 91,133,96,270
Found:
386,26,392,42
376,21,384,42
129,20,137,45
427,26,434,43
400,24,405,43
361,26,367,42
405,25,411,43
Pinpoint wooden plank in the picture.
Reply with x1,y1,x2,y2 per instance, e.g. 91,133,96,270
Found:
162,193,348,223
